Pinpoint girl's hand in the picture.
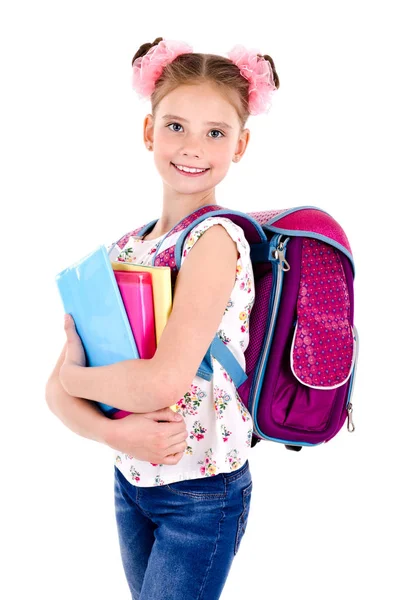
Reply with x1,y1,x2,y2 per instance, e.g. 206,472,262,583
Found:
62,314,86,368
106,407,188,465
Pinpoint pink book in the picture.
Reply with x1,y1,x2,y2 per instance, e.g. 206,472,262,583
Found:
112,270,156,419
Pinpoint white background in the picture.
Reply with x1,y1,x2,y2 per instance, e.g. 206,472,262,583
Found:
1,1,393,598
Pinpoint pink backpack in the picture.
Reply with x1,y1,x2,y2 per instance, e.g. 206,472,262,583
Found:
115,204,358,452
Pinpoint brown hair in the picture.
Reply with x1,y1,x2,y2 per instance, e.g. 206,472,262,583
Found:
132,37,280,131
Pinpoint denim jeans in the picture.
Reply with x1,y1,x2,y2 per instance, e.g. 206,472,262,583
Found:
113,459,253,600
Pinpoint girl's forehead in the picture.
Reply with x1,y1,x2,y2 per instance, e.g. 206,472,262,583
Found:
163,82,233,104
157,86,240,124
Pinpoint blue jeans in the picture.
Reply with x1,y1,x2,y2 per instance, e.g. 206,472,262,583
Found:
113,459,253,600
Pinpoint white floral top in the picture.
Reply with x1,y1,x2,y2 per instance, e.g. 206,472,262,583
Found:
107,216,255,487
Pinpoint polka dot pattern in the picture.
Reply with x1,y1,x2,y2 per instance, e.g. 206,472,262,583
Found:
291,238,353,387
248,208,288,225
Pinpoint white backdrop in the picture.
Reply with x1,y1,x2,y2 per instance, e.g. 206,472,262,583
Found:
1,1,393,598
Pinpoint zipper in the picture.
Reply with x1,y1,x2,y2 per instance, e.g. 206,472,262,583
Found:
345,324,359,432
248,235,357,442
249,234,290,440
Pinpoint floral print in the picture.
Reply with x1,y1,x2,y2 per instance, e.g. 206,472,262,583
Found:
198,448,219,476
189,420,208,442
175,384,207,416
129,465,141,483
110,216,255,487
221,423,232,442
225,449,243,471
214,386,233,419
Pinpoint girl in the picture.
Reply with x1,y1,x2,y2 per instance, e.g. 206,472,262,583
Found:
48,37,279,599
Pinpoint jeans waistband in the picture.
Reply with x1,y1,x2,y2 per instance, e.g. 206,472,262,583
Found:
221,459,250,483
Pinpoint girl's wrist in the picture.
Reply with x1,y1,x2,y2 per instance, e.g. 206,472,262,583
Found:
98,414,117,447
101,415,128,451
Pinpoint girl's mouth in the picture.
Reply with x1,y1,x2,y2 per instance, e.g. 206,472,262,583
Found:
171,163,210,177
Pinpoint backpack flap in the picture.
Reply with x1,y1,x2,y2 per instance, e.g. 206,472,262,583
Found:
290,237,356,391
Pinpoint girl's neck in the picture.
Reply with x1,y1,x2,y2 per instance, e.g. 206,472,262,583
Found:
152,194,219,238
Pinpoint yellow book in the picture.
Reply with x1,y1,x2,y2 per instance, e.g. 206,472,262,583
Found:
111,261,178,413
111,262,172,346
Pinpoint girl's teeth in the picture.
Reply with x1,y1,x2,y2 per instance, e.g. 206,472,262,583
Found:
175,164,207,173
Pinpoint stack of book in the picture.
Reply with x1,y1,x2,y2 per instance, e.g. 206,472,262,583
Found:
55,244,175,418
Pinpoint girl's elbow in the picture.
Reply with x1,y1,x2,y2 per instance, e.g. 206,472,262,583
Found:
45,379,56,411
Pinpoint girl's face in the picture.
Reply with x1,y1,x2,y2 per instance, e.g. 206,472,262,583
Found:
143,82,249,198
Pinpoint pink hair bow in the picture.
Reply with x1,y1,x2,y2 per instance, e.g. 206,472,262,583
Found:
227,45,277,115
132,39,193,98
131,39,277,116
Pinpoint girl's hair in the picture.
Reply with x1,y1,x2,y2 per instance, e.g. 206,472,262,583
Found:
132,37,280,131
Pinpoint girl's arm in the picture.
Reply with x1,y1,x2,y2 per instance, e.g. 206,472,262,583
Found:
59,358,169,415
45,342,113,444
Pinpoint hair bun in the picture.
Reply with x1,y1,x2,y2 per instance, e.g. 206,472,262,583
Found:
132,37,164,66
260,54,280,89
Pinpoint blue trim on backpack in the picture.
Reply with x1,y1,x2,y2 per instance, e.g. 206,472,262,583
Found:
255,432,323,447
136,219,159,238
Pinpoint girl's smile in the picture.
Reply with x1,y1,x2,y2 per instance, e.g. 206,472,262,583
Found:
171,162,210,177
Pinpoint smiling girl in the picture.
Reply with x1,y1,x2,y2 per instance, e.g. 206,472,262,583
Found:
46,37,279,599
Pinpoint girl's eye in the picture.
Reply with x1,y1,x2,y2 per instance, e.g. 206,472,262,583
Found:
167,123,224,138
208,129,225,139
167,123,183,133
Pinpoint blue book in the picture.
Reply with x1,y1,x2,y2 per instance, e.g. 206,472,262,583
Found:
55,244,140,417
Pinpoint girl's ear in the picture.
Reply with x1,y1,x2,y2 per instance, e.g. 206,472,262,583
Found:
234,128,250,162
143,113,154,148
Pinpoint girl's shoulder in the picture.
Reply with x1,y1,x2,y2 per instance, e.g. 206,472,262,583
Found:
181,216,251,265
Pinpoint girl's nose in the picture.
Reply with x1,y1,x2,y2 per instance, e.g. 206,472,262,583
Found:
180,135,203,158
182,152,200,159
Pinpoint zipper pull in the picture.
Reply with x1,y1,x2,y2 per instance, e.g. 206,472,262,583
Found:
272,239,290,271
347,402,355,432
277,247,290,271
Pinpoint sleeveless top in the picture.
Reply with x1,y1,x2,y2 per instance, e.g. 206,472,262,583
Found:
107,216,256,487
